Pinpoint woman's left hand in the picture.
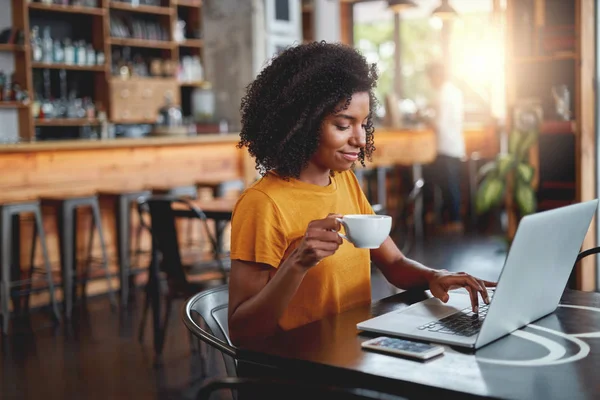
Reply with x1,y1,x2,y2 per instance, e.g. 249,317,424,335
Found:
428,270,497,313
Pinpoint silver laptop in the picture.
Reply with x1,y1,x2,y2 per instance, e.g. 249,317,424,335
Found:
358,199,598,349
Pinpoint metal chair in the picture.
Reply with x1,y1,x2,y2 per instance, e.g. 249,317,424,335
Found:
136,195,227,360
40,195,116,320
182,286,398,400
570,247,600,290
0,201,61,334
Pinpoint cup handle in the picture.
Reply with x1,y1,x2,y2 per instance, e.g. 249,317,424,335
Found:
335,218,349,242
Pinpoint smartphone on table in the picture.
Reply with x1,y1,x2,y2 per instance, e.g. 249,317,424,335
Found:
361,336,444,360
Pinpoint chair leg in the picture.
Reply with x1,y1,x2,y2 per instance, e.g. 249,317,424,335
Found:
91,203,117,309
158,295,173,357
58,203,74,320
83,213,95,297
132,222,144,275
35,209,61,323
1,209,12,334
25,215,37,312
138,286,150,344
9,214,21,316
116,195,131,307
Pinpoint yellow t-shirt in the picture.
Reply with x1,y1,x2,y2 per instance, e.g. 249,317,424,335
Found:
230,170,374,331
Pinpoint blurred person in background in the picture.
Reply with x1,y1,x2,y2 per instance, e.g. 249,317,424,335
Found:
420,61,465,233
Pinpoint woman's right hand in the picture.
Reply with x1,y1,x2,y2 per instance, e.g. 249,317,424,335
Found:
293,214,343,268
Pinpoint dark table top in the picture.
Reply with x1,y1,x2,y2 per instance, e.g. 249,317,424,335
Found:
238,289,600,400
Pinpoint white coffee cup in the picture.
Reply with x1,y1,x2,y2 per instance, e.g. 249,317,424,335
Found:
335,214,392,249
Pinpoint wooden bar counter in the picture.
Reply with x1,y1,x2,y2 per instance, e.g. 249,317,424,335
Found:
0,126,495,307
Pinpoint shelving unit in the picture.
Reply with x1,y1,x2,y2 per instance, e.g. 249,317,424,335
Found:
31,62,106,71
108,2,172,15
0,101,29,109
108,37,175,49
0,43,26,52
506,0,579,217
35,118,101,126
174,0,203,118
28,3,106,16
177,39,203,48
505,0,597,290
6,0,205,140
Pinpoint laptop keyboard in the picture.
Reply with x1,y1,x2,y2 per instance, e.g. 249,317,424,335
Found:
417,289,495,337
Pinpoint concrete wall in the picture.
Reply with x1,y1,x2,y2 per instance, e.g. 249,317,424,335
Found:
203,0,258,132
314,0,340,43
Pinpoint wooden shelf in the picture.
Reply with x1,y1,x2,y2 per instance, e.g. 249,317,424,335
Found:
32,62,106,72
179,81,205,87
109,2,173,15
174,0,202,8
177,39,203,48
0,101,29,109
28,3,105,16
111,118,156,124
35,118,101,127
109,37,174,49
0,44,26,52
512,53,578,64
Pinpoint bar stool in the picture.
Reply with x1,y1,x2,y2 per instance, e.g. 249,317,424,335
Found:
0,200,61,334
99,190,151,307
149,184,200,252
152,184,198,199
354,166,390,214
41,195,116,319
196,179,245,198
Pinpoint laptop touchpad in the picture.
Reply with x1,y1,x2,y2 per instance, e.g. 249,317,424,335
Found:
400,298,466,319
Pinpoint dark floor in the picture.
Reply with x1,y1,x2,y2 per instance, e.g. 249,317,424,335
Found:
0,232,509,400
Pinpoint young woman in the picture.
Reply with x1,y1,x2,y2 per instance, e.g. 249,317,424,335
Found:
228,42,494,345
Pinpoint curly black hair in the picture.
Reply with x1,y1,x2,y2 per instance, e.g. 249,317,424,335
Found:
238,41,379,178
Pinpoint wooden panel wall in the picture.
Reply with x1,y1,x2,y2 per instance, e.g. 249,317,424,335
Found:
576,0,597,291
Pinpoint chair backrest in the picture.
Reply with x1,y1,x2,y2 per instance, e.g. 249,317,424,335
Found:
139,196,189,286
182,285,237,376
137,195,223,288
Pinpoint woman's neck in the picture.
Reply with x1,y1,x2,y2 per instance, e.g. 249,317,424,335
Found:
298,163,331,186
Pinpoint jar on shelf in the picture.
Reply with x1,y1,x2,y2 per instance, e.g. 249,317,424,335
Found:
192,81,216,123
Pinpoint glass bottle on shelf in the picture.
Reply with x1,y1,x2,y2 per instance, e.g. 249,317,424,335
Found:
86,44,95,66
118,47,132,79
3,74,12,102
30,26,43,63
64,38,75,65
55,69,68,118
96,51,105,66
40,69,55,119
77,41,87,66
53,40,64,64
31,92,41,119
42,27,53,64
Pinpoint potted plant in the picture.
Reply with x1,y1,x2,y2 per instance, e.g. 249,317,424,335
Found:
475,128,538,220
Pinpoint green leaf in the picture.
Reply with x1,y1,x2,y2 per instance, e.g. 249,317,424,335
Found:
508,130,522,156
497,153,516,177
516,162,535,183
515,181,537,216
477,160,498,180
476,177,505,215
517,130,539,159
